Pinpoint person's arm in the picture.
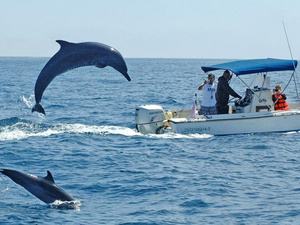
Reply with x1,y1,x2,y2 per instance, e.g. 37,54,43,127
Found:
198,80,207,90
223,80,242,98
272,94,276,102
281,93,287,100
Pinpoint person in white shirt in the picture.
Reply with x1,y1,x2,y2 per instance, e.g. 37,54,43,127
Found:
198,73,217,115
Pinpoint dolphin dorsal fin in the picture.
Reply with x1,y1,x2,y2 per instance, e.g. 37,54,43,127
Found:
44,170,55,183
56,40,73,49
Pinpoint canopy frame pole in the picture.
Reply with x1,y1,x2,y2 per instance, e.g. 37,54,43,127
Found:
282,71,299,100
283,21,300,100
292,71,300,101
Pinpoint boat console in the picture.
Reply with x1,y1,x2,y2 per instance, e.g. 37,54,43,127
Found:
234,87,273,113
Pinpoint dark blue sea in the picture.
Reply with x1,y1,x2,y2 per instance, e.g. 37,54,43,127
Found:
1,57,300,224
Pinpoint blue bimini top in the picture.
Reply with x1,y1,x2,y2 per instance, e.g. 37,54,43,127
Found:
201,58,298,76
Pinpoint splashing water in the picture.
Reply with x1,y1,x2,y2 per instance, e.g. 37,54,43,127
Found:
50,200,82,210
21,95,35,108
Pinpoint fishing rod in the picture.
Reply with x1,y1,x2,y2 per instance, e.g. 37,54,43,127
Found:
282,21,300,100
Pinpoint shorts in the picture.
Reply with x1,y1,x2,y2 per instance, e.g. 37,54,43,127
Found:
199,105,217,115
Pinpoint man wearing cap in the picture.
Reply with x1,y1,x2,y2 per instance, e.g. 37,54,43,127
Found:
216,70,242,114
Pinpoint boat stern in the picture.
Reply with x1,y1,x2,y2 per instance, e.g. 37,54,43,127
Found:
135,105,167,134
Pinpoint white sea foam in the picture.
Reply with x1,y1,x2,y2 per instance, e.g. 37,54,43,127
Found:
0,121,213,141
0,123,61,141
1,185,10,193
0,122,141,141
60,123,141,137
147,132,213,139
0,184,10,199
50,199,82,210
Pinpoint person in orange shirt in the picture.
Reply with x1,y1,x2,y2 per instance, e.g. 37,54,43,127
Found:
272,84,290,111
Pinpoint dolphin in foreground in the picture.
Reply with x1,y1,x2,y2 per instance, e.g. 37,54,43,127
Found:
0,169,74,204
32,40,131,115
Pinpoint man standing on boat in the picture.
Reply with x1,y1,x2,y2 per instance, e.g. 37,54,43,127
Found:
216,70,242,114
198,73,217,115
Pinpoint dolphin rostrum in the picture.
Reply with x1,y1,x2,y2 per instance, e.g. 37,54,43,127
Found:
32,40,131,115
0,169,75,204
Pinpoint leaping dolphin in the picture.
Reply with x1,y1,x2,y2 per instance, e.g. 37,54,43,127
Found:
32,40,131,115
0,169,75,204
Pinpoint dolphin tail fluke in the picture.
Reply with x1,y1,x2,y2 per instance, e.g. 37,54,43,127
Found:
32,103,46,115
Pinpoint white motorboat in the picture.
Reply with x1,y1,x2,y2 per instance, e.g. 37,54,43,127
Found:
135,58,300,136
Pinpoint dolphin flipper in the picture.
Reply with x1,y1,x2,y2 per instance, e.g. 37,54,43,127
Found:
96,62,107,68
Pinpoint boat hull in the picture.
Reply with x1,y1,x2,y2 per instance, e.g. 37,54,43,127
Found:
169,110,300,135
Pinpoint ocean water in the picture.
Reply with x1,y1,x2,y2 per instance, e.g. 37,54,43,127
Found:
1,57,300,224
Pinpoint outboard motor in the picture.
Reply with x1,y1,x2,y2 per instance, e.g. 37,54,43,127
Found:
135,105,166,134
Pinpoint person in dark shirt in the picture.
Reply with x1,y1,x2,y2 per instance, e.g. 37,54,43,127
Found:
216,70,242,114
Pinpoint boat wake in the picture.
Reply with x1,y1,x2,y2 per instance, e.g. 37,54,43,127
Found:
147,132,213,139
0,117,214,141
0,118,140,141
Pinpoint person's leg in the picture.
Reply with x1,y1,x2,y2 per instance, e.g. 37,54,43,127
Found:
208,105,217,115
217,105,229,114
199,106,209,115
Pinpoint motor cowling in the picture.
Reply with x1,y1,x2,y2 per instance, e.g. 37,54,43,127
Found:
135,105,166,134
